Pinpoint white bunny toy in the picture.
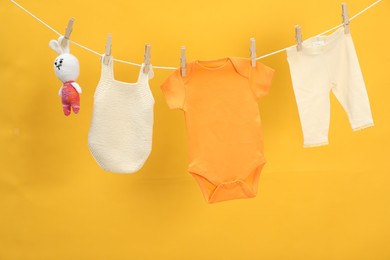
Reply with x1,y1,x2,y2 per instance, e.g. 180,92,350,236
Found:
49,36,82,116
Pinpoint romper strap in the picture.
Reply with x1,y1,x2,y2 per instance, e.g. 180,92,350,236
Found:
100,55,114,80
137,63,154,83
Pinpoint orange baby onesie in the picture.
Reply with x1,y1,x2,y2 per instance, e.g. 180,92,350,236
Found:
161,57,274,203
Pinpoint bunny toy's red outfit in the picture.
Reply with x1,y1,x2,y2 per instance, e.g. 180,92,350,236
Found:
61,81,80,116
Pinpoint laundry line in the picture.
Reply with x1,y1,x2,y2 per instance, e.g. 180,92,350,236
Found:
9,0,382,70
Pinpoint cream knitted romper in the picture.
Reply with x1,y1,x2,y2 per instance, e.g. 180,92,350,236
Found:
88,56,154,173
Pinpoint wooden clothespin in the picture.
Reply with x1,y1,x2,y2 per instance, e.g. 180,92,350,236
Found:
180,46,186,77
103,34,112,65
143,44,151,74
295,25,303,51
342,3,350,34
61,17,75,49
250,38,256,67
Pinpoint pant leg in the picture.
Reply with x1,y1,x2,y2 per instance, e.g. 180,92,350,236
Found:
330,34,374,130
71,100,80,114
287,51,332,147
62,102,71,116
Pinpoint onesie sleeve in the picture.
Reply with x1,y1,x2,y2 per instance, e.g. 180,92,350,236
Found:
250,61,275,99
160,69,186,110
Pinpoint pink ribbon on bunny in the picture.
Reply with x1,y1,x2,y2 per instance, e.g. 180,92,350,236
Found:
49,36,82,116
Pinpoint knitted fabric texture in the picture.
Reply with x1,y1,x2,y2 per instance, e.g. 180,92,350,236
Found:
88,56,154,173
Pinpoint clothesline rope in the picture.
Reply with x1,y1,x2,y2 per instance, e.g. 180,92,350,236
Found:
255,0,382,60
9,0,382,70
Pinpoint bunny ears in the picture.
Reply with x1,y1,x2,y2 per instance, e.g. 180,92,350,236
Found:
49,18,75,55
49,36,70,55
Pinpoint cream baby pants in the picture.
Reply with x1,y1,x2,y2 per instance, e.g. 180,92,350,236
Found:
287,28,374,147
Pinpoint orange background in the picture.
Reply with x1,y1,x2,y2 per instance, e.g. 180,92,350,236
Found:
1,0,389,259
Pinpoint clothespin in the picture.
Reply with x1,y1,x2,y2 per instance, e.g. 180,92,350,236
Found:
103,34,112,65
342,3,350,34
295,25,303,51
180,46,186,77
250,38,256,67
143,44,151,74
61,17,75,49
